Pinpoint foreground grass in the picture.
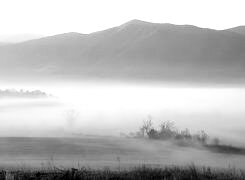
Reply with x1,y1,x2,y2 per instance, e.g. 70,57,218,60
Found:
1,165,245,180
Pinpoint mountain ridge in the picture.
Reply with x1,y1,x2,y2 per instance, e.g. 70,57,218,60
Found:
1,20,245,84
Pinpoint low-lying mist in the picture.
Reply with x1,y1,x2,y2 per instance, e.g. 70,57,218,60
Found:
0,80,245,144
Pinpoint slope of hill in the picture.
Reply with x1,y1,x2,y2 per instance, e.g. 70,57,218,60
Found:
1,20,245,84
0,34,43,43
226,26,245,36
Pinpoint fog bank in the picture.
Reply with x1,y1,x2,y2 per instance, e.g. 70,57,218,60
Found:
0,81,244,144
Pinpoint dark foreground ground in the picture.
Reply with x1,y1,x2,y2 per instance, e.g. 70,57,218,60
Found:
0,137,245,179
1,165,245,180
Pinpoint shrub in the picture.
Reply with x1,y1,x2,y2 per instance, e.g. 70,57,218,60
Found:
139,119,210,146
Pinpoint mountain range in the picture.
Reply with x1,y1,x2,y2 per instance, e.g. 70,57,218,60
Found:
1,19,245,84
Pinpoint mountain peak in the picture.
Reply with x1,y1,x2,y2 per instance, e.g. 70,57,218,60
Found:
120,19,153,27
117,19,156,32
125,19,150,25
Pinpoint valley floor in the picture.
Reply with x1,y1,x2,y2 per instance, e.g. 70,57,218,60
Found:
0,136,244,170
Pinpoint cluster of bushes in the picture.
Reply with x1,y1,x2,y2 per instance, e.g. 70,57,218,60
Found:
131,118,221,147
128,118,245,155
0,89,48,98
2,165,245,180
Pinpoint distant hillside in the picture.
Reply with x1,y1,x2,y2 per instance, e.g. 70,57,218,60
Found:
0,34,43,43
226,26,245,36
1,20,245,84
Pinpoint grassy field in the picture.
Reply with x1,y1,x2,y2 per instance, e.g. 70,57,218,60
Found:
0,136,244,170
1,165,245,180
0,137,244,179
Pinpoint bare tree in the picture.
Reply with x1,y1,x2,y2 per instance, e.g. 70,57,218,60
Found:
159,120,176,139
194,130,209,144
180,128,192,139
64,109,79,128
141,115,153,137
159,120,175,131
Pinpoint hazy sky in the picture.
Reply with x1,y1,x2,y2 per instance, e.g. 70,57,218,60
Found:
0,0,244,36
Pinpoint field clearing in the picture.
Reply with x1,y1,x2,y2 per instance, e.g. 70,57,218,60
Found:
0,137,244,170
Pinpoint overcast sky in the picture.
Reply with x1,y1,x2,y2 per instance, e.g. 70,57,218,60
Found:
0,0,244,36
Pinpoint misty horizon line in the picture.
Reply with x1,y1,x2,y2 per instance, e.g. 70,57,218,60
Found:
1,19,245,43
